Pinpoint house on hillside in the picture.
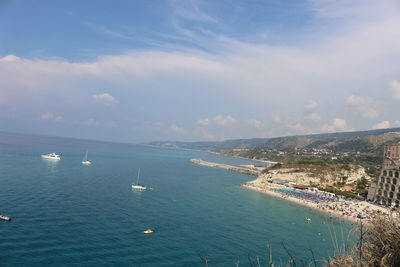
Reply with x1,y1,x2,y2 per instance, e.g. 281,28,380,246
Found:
340,185,355,192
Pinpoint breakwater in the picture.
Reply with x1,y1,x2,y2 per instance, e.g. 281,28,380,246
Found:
189,158,262,176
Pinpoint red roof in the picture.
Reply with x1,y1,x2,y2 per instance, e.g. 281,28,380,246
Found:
293,185,308,189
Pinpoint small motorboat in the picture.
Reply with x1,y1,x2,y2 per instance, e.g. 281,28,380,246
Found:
41,152,61,160
0,214,12,221
144,228,154,234
305,217,312,222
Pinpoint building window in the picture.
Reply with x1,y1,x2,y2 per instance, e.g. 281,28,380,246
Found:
398,193,400,200
387,177,391,183
390,191,394,198
381,177,385,183
384,191,388,197
389,171,393,177
383,170,387,176
396,172,399,178
394,178,398,185
392,185,396,191
385,184,389,190
378,189,382,195
379,183,384,189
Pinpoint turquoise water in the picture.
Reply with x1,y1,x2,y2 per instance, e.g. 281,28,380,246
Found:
0,132,353,266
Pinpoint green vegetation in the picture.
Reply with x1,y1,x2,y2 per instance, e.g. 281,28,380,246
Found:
219,131,400,184
322,186,358,199
295,159,328,165
340,164,352,171
145,127,400,154
147,128,400,188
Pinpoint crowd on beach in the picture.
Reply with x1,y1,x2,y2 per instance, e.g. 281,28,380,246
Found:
271,187,398,222
272,188,337,203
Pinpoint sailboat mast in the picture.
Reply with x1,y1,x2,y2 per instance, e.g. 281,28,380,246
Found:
136,168,141,185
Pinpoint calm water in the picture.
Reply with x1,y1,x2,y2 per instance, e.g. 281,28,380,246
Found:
0,132,353,266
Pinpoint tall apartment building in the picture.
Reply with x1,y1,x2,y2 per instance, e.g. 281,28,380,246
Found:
368,144,400,206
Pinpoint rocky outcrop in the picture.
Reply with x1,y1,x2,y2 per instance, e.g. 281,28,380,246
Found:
250,163,368,186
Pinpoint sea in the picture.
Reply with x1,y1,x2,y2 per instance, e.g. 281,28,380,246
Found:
0,132,353,266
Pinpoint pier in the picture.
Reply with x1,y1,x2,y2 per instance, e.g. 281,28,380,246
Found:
189,159,263,176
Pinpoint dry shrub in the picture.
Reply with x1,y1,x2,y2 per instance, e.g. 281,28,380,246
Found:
361,216,400,267
327,254,360,267
326,216,400,267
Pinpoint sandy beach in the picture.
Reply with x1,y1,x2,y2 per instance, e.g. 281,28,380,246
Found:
242,183,393,223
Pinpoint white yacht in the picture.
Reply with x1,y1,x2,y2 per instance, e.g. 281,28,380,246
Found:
82,150,91,165
41,152,61,160
132,169,147,191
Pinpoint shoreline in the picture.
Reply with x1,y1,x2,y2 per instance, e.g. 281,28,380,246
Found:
145,144,279,165
188,156,394,223
212,151,279,165
242,184,358,223
242,183,392,224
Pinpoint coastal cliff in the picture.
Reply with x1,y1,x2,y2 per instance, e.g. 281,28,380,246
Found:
246,163,368,187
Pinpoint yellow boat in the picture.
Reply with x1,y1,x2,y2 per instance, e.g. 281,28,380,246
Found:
144,228,154,234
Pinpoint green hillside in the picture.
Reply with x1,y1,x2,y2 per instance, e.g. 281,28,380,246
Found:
145,127,400,178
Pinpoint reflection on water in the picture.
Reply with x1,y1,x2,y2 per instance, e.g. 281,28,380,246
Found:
42,158,59,176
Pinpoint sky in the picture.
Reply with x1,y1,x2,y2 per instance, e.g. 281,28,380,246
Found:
1,0,400,143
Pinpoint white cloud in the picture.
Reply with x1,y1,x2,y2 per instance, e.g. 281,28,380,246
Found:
198,128,214,140
304,101,318,112
321,118,353,132
303,101,321,121
372,120,391,130
168,124,185,133
39,113,64,122
389,80,400,100
346,95,382,119
248,119,265,129
75,118,116,127
0,54,21,62
214,114,235,126
92,93,117,105
196,118,210,125
1,0,400,141
198,114,236,126
287,122,305,131
173,0,218,23
271,115,307,133
305,112,322,122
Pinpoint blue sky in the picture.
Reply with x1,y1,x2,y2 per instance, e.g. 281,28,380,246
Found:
1,0,400,143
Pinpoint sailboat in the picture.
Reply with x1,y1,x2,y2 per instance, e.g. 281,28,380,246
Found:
81,151,91,165
132,169,147,191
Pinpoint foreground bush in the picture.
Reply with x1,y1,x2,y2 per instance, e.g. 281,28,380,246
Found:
326,216,400,267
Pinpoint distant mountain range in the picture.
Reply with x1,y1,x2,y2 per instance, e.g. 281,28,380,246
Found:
146,127,400,178
145,127,400,152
